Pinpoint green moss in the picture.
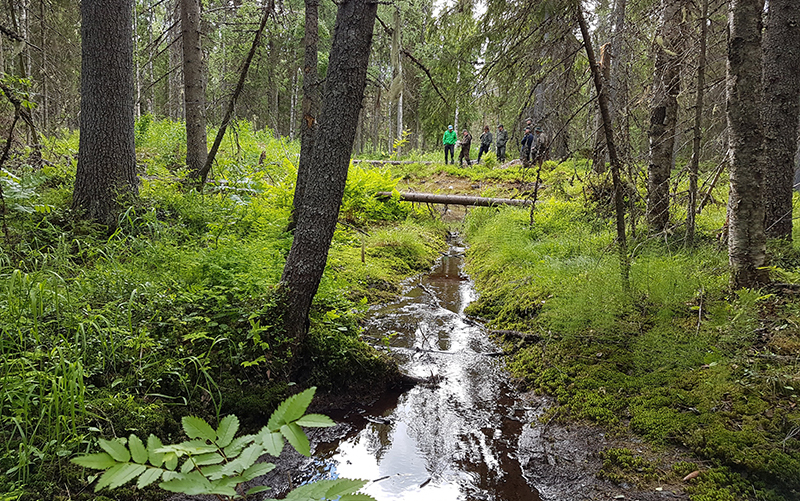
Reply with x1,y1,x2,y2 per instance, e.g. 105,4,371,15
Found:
597,448,658,486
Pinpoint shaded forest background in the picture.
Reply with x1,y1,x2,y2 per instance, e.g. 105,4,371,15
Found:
0,0,739,164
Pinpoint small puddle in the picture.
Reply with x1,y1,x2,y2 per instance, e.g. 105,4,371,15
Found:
303,237,542,501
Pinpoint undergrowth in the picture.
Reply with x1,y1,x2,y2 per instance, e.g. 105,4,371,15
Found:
0,119,445,500
463,169,800,500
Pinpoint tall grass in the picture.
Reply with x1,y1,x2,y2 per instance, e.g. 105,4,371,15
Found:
0,117,446,496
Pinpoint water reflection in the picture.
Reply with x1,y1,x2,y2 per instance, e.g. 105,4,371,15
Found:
305,243,541,501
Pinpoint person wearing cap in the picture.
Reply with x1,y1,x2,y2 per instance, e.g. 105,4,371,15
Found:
520,126,534,168
496,124,508,163
458,129,473,167
442,125,457,164
477,125,492,163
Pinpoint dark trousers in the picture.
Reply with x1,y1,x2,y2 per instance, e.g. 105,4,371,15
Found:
459,147,471,167
477,144,490,162
496,145,506,163
444,144,455,164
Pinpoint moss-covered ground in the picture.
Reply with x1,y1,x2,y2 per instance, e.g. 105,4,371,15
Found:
455,159,800,500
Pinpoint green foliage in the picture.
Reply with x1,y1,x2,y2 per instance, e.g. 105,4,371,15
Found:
597,448,658,486
1,117,440,499
71,388,372,500
341,164,409,223
463,173,800,497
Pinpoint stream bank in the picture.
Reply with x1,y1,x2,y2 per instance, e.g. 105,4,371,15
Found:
251,235,690,501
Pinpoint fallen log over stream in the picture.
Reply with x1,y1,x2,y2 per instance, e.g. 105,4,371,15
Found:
353,159,435,165
376,191,533,207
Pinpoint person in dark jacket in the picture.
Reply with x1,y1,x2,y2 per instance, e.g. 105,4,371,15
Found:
520,127,534,168
496,124,508,163
459,129,472,167
477,126,492,162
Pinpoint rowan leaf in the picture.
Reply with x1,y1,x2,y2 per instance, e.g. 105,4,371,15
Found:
240,461,276,482
159,470,214,495
259,429,284,457
164,452,178,471
280,422,310,457
267,387,316,431
182,416,216,442
136,467,164,489
97,438,130,463
94,463,146,491
70,452,116,470
295,413,335,428
128,434,148,464
324,478,369,498
147,435,165,467
339,494,378,501
246,485,272,495
223,434,255,458
215,415,239,447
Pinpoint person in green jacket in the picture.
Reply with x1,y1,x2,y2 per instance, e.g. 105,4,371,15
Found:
442,125,457,164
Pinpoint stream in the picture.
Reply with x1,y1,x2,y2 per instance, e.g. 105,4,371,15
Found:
299,237,543,501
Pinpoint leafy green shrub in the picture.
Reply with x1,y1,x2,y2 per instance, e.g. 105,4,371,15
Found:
71,387,375,500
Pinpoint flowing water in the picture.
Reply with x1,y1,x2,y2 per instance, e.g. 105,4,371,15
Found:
302,238,542,501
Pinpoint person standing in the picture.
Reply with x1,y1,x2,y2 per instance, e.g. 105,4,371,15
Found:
532,125,549,166
459,129,472,167
442,125,457,164
496,124,508,163
520,127,534,168
477,126,493,162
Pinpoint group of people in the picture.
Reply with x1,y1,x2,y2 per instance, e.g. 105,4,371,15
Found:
441,119,546,167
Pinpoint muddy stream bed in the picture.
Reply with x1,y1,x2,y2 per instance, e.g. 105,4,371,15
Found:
250,237,688,501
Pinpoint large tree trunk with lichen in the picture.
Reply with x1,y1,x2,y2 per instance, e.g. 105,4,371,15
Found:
727,0,768,289
72,0,138,225
762,0,800,240
279,0,377,347
181,0,208,178
646,0,685,233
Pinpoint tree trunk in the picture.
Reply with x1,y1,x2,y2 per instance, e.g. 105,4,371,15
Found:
727,0,768,289
279,0,377,347
687,0,708,247
592,43,612,173
181,0,208,178
762,0,800,239
289,0,320,230
610,0,630,160
576,3,631,294
647,0,685,233
168,0,183,120
73,0,138,225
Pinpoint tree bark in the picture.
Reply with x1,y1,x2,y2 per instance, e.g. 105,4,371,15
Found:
288,0,320,230
727,0,768,289
279,0,377,347
576,3,630,294
762,0,800,239
181,0,208,178
168,0,183,120
686,0,708,247
647,0,685,233
73,0,138,225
